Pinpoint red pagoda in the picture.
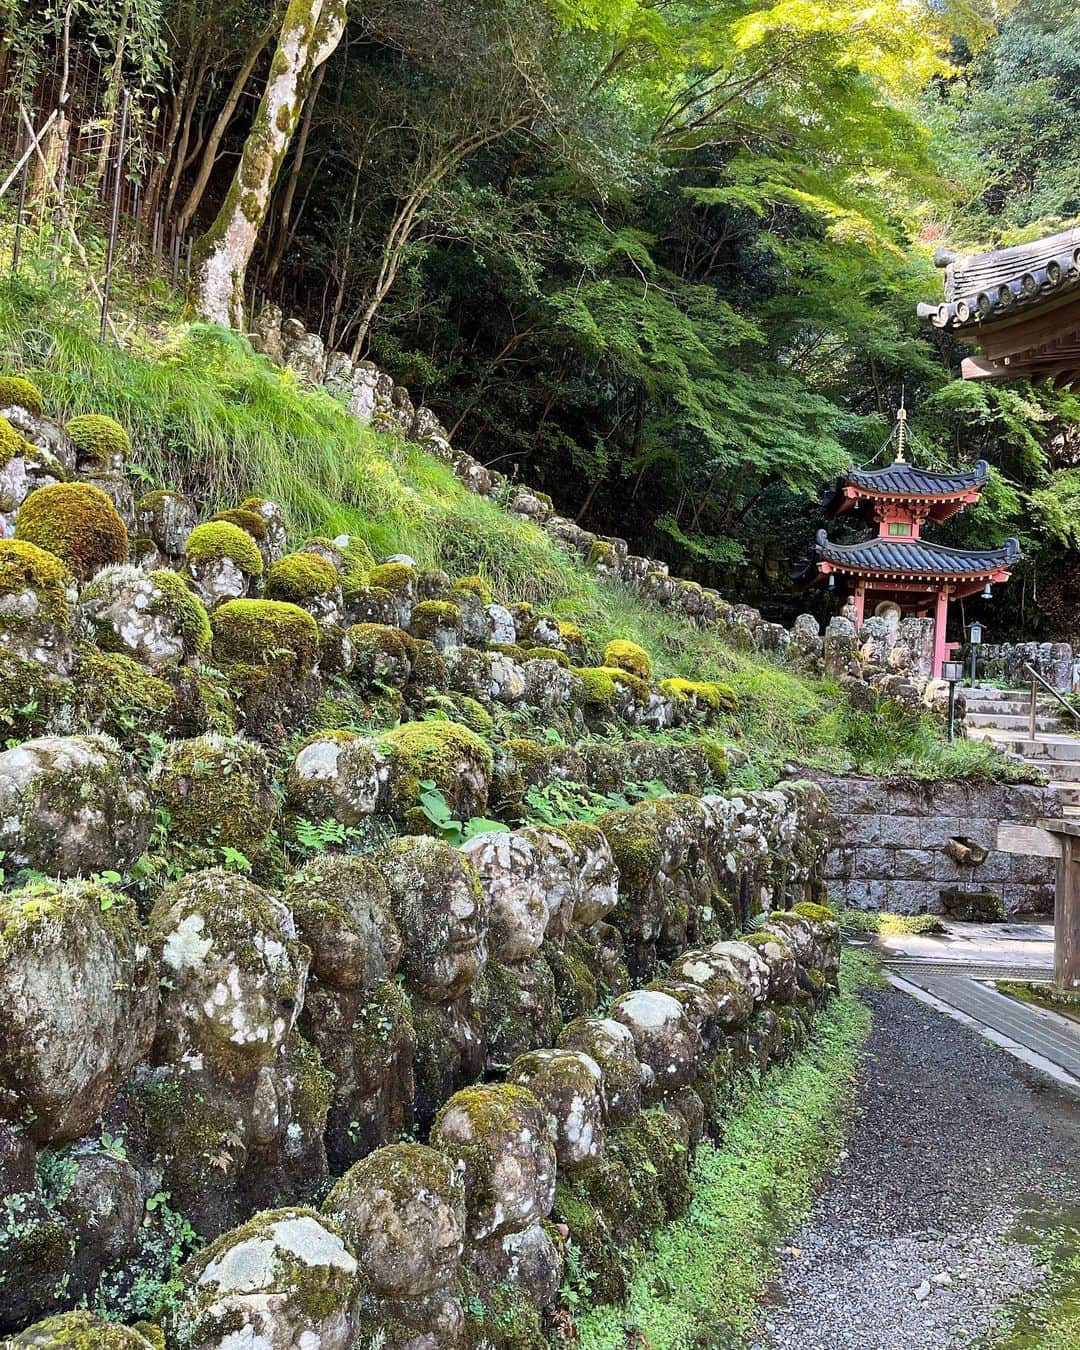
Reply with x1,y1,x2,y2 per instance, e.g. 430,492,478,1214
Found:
802,408,1020,678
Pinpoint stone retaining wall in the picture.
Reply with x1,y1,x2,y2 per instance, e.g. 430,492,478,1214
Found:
978,641,1075,692
808,772,1058,919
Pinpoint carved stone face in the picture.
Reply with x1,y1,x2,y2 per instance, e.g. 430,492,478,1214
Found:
432,1083,557,1241
380,836,488,1001
570,830,619,926
462,831,548,962
325,1143,465,1298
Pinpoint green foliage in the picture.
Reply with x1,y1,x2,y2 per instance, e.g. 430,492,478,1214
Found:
416,779,509,846
523,777,672,826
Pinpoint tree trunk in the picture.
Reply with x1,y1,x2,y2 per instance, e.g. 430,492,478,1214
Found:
263,60,325,283
177,23,276,237
192,0,346,328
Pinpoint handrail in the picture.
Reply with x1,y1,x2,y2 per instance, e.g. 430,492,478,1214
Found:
1025,662,1080,739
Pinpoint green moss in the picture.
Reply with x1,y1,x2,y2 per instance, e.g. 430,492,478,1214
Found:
435,691,494,737
368,561,417,594
63,645,179,742
0,413,28,468
0,537,74,623
64,413,131,467
0,374,45,417
0,651,53,737
14,482,129,579
598,801,676,893
794,901,836,924
602,665,650,703
698,737,729,784
660,678,739,714
603,639,652,680
588,540,617,568
524,645,570,667
6,1311,157,1347
184,519,264,576
557,620,587,660
150,733,277,860
453,573,493,604
266,551,339,602
381,719,493,814
0,877,138,961
210,598,320,668
209,506,269,541
409,599,461,639
576,667,618,709
149,569,212,657
291,1032,334,1131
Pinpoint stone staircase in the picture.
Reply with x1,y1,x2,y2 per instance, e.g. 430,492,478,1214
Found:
965,685,1080,815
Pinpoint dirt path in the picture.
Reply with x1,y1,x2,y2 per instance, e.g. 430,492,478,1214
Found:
757,985,1080,1349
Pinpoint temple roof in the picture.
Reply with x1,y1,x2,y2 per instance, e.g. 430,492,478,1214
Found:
917,227,1080,386
813,530,1020,577
920,227,1080,333
824,458,989,517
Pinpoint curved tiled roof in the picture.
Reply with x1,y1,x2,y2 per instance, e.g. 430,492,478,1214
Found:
814,530,1020,575
841,459,989,497
919,226,1080,333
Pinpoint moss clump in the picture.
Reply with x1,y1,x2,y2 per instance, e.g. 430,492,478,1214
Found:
0,537,74,623
6,1311,158,1347
0,877,138,960
210,598,320,668
266,551,339,603
435,691,494,737
64,413,131,467
368,561,417,594
453,573,493,604
15,482,129,579
557,620,587,661
587,539,617,568
184,520,264,576
524,645,570,667
381,719,493,819
209,506,269,541
660,678,738,713
794,900,836,924
603,638,652,679
0,374,45,417
599,800,677,894
409,599,461,640
150,568,212,657
575,666,618,709
63,646,179,742
699,737,729,783
0,414,29,469
150,734,278,861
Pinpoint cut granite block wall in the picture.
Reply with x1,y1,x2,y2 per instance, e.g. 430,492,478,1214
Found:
806,773,1060,919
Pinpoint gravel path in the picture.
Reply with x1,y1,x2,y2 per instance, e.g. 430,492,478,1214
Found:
757,985,1080,1349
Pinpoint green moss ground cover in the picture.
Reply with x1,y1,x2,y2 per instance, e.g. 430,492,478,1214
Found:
574,953,875,1349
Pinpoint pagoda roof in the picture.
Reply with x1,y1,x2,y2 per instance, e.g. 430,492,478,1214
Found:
812,530,1020,578
917,226,1080,386
823,458,989,517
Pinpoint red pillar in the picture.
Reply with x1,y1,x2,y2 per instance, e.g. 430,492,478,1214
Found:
932,587,950,680
853,585,866,627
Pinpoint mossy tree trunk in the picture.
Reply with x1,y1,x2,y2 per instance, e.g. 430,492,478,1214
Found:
191,0,346,329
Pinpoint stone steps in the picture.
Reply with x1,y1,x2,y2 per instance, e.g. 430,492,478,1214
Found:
965,711,1063,732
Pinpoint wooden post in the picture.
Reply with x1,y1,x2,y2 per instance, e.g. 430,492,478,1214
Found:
1055,827,1080,992
853,585,866,627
